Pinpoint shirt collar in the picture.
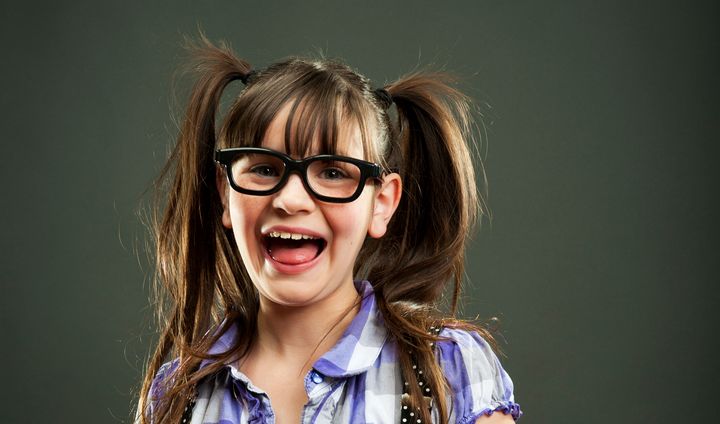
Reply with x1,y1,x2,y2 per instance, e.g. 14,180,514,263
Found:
313,280,388,377
197,318,240,371
198,280,388,378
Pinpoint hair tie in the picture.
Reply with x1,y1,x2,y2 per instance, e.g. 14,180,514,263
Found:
374,88,393,109
240,69,257,85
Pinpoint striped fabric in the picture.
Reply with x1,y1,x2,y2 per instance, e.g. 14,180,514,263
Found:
149,281,521,423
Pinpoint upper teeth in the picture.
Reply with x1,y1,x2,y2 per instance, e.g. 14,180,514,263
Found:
267,231,318,240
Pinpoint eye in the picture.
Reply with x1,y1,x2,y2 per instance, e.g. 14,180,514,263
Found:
250,164,281,177
319,167,349,180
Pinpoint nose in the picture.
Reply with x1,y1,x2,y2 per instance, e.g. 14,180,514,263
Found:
271,173,316,214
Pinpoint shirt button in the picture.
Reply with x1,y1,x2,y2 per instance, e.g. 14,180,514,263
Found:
310,371,324,384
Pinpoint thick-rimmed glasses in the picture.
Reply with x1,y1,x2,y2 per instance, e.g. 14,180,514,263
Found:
215,147,384,203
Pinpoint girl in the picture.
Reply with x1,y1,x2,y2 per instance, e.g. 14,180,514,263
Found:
136,35,521,424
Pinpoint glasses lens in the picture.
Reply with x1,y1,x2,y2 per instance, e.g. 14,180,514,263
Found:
307,158,362,199
230,152,286,192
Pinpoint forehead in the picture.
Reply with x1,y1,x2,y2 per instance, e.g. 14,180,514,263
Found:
261,101,366,159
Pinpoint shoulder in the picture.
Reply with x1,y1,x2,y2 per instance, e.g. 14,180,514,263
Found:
435,327,506,386
435,327,522,422
134,359,180,424
148,359,181,408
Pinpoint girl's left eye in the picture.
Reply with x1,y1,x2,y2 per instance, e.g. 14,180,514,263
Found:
319,167,348,180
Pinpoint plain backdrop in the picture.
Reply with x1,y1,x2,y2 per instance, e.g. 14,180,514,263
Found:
1,1,718,423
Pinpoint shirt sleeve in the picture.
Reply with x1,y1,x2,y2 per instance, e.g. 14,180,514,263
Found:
436,328,522,423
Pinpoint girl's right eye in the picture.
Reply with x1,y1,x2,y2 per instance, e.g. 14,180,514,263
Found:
250,164,280,177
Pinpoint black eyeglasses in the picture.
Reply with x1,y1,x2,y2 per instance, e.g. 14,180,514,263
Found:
215,147,384,203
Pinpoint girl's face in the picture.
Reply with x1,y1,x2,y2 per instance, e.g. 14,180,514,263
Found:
218,102,401,311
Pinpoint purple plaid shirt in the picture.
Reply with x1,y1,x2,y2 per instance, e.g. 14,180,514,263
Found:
149,281,521,423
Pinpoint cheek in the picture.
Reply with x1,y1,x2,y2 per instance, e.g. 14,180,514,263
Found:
228,197,264,251
326,203,374,250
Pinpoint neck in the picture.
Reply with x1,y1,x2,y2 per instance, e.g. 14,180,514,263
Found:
252,280,361,367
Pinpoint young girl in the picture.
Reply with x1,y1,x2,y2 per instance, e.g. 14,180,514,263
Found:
137,35,521,424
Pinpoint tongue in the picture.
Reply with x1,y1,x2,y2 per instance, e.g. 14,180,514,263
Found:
267,239,321,265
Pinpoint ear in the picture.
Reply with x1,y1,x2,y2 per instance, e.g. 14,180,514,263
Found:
368,173,402,238
216,166,233,229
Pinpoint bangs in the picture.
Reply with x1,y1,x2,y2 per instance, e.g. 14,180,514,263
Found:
219,60,379,161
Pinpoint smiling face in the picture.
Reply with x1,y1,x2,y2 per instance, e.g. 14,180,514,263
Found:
217,101,401,311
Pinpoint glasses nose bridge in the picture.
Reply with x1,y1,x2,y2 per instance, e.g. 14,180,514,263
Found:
283,157,309,179
277,156,313,194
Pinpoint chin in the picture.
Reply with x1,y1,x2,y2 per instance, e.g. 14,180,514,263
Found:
254,270,353,310
260,287,326,308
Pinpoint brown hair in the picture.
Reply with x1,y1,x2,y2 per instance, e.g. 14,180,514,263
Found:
136,34,493,424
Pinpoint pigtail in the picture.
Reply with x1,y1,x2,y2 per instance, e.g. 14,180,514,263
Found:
359,73,491,423
371,73,481,303
137,35,256,424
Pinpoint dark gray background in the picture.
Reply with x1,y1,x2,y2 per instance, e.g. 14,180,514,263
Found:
1,1,717,422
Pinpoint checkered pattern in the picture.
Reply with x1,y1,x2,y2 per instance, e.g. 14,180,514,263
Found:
148,281,521,423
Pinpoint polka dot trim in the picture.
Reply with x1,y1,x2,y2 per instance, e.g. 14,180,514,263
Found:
400,326,442,424
180,390,197,423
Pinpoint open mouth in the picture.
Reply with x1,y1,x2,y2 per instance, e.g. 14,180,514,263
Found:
262,231,327,265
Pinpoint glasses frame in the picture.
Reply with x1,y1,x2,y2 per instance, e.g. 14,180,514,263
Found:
214,147,384,203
